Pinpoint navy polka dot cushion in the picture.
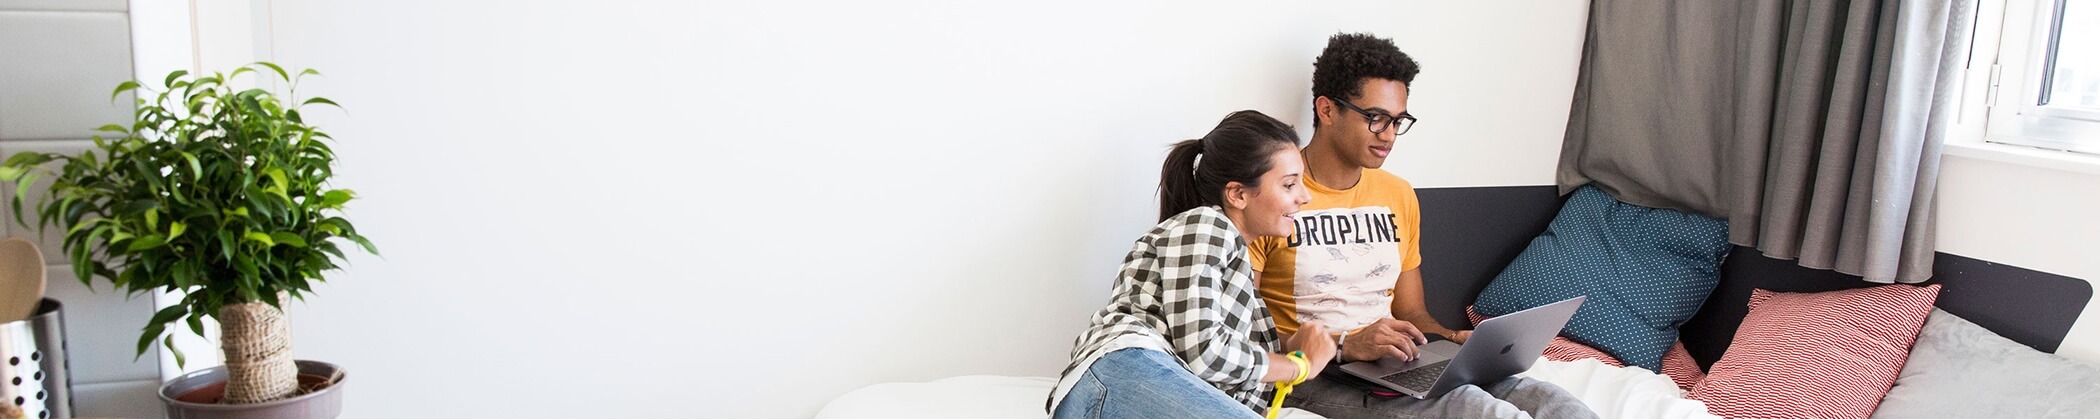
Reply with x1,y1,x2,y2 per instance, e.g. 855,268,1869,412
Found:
1473,185,1730,372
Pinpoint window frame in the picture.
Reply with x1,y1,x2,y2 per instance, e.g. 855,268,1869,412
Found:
1984,0,2100,155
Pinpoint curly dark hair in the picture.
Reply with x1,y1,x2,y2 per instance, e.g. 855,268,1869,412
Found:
1311,33,1419,124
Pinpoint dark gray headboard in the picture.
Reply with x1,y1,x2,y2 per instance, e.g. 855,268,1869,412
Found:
1413,185,2094,368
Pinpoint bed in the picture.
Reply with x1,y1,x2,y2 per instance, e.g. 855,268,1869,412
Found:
818,185,2096,419
1409,186,2089,369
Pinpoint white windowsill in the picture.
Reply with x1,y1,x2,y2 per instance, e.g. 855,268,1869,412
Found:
1942,137,2100,176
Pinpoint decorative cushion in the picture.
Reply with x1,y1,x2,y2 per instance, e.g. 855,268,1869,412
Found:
1689,284,1941,419
1869,308,2100,418
1657,341,1706,392
1474,185,1731,371
1470,306,1706,391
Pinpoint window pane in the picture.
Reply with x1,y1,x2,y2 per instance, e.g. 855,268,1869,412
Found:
2044,0,2100,111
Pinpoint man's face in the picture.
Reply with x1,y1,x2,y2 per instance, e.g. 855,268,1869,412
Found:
1322,78,1410,169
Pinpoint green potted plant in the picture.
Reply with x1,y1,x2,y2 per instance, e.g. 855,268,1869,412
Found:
0,63,374,418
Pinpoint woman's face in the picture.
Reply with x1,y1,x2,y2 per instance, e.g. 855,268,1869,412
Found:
1234,147,1311,238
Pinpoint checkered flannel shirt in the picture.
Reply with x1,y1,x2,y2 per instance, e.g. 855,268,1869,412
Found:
1056,206,1282,411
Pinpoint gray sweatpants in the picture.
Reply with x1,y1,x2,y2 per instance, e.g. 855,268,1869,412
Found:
1282,371,1598,419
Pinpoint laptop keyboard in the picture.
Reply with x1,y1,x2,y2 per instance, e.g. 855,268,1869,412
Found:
1378,360,1451,391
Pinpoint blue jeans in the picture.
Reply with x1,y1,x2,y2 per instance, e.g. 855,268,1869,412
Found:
1053,348,1264,419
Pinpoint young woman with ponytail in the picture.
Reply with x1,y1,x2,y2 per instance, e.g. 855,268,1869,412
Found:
1047,110,1338,419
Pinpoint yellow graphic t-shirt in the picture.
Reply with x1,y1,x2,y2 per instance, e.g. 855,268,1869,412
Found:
1249,168,1422,336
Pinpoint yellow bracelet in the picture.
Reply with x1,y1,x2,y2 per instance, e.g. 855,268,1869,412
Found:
1288,351,1311,385
1267,351,1311,419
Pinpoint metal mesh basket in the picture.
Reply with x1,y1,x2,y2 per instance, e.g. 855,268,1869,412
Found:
0,299,69,419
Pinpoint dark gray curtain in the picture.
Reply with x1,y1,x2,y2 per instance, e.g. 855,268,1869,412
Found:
1557,0,1976,283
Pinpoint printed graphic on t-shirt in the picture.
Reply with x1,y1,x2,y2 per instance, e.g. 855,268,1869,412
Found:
1289,206,1403,331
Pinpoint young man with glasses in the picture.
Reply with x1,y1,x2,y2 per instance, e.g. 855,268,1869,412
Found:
1247,33,1594,418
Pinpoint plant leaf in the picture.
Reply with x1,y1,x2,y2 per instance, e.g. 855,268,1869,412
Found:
233,256,260,291
270,232,306,247
244,231,275,247
320,189,353,207
265,168,290,201
3,152,55,168
135,324,160,360
160,71,187,88
348,234,378,255
317,241,346,261
253,62,289,81
149,303,187,326
125,235,167,252
165,334,186,368
114,80,142,101
179,151,203,178
218,230,237,261
185,310,207,337
116,199,157,216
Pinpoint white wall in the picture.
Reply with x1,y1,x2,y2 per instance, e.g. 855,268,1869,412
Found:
241,1,1587,417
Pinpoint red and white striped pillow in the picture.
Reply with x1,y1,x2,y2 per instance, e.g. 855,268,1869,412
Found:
1688,284,1941,419
1467,306,1706,390
1656,340,1706,391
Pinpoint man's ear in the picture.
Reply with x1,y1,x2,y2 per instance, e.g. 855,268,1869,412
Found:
1314,96,1335,127
1223,181,1250,210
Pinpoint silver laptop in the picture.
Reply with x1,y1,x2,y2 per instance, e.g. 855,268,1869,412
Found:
1338,296,1585,399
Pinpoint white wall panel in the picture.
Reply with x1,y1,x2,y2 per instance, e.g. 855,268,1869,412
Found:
0,0,123,13
0,4,158,416
0,11,134,140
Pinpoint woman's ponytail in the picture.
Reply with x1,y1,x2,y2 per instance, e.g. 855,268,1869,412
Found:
1158,139,1207,222
1155,110,1300,222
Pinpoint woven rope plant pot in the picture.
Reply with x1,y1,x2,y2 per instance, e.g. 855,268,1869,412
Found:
0,63,376,417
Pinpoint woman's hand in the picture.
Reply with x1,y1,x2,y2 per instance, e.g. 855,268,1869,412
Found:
1287,323,1337,378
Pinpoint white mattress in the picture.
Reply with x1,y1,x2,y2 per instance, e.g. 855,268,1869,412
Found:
815,375,1059,419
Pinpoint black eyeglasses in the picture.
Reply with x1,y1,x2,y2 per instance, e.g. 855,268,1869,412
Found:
1327,96,1417,136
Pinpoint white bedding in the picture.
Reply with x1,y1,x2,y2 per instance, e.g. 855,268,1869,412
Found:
816,358,1715,419
1518,358,1719,419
